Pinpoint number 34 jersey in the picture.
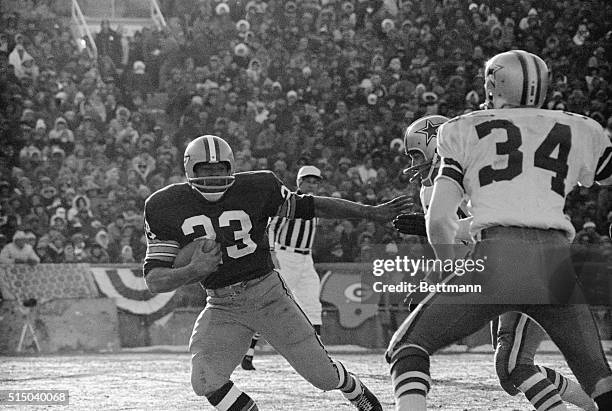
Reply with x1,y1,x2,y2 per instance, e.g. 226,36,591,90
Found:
143,170,315,289
436,108,612,241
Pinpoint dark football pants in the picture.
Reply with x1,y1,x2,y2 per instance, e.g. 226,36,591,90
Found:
386,226,612,397
189,271,340,396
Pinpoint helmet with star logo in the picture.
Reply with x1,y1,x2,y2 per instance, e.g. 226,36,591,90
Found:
483,50,548,109
402,115,449,185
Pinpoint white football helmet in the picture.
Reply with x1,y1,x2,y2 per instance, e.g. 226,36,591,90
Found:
483,50,549,109
184,135,235,201
402,115,449,186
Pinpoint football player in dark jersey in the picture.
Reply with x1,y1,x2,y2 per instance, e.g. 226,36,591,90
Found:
143,135,412,411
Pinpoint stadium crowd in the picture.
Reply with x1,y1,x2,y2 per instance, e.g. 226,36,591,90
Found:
1,0,612,265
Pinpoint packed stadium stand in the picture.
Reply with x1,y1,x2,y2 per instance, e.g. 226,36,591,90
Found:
1,0,611,266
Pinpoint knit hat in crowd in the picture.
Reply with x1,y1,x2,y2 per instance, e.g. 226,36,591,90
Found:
133,61,146,74
13,230,27,241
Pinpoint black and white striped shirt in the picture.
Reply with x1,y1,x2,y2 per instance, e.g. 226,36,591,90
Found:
268,215,318,253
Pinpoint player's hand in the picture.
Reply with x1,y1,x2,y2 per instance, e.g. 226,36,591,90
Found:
393,213,427,236
188,238,222,279
370,195,413,222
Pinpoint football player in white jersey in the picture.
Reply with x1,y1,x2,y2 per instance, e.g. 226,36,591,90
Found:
394,114,471,242
394,115,596,410
386,50,612,411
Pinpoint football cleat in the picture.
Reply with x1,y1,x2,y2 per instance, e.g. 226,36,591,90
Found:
350,380,383,411
241,355,256,371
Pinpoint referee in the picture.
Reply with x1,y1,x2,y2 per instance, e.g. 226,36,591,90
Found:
241,166,324,370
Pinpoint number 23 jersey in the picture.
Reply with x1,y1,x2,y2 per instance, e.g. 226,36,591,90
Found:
436,108,612,241
143,170,315,289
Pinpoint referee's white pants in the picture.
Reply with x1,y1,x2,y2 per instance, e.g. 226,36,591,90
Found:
275,249,322,325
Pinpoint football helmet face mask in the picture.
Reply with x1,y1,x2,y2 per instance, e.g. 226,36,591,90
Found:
483,50,549,110
184,135,235,202
402,115,449,186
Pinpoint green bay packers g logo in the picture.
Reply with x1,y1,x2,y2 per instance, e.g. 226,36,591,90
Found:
344,282,373,302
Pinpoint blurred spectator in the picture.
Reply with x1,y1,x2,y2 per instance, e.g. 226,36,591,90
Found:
47,233,66,263
575,221,603,244
0,230,40,264
95,20,122,67
49,117,75,154
35,237,53,263
8,33,33,79
120,244,135,263
122,60,152,97
88,242,110,263
71,233,90,262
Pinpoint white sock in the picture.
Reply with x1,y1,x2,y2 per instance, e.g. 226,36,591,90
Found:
396,394,426,411
561,379,597,411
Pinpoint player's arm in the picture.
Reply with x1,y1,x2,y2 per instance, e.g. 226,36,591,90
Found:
312,195,413,222
427,120,467,260
265,171,411,223
427,177,463,260
146,246,221,293
145,238,222,293
142,204,220,293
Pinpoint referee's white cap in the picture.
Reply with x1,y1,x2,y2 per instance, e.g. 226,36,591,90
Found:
297,165,322,182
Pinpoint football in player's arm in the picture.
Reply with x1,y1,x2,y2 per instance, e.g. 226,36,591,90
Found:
144,237,222,293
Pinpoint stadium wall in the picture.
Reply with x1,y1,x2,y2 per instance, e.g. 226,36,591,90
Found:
0,298,121,353
0,263,610,353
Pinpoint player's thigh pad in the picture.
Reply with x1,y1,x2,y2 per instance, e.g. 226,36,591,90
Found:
189,303,254,396
250,272,338,390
